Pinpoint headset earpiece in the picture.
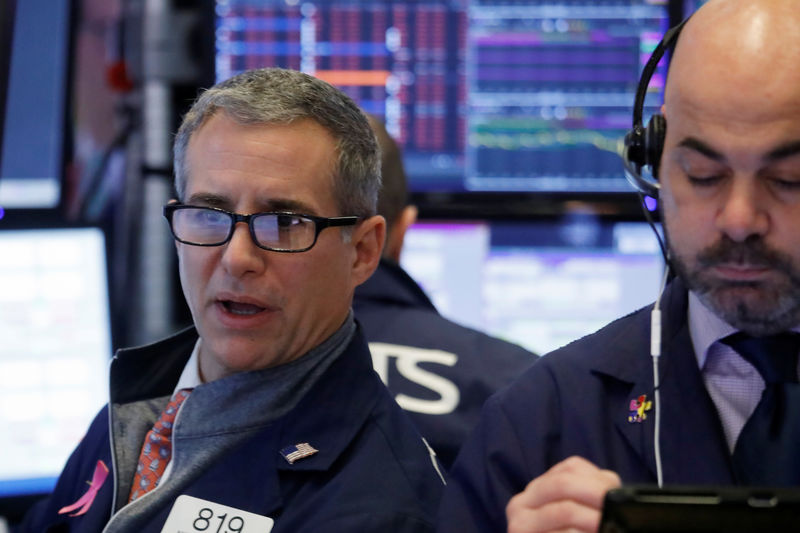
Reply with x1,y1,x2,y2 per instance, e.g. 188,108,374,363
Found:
622,20,686,198
645,114,667,179
623,114,666,198
624,116,667,174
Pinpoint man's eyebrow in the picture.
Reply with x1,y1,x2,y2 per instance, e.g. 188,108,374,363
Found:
676,137,725,162
764,141,800,163
186,193,231,208
185,193,317,214
677,138,800,165
265,199,316,214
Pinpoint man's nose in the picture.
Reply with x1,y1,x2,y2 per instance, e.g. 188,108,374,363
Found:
220,222,265,276
715,177,769,243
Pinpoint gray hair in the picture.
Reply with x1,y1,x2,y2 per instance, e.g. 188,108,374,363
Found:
173,68,380,217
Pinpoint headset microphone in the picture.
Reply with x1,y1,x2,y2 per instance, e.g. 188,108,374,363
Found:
622,20,687,199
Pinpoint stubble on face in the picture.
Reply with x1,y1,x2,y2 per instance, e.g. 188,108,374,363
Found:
668,231,800,336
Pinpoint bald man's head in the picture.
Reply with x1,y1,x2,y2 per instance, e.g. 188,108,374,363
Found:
664,0,800,127
657,0,800,336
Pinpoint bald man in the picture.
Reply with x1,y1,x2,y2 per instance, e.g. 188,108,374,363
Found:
437,1,800,531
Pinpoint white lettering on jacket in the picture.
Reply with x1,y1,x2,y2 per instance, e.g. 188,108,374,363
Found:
369,343,459,415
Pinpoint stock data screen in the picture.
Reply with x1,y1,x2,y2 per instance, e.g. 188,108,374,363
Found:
400,218,664,355
214,0,669,194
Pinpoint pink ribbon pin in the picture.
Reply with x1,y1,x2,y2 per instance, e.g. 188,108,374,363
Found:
58,460,109,517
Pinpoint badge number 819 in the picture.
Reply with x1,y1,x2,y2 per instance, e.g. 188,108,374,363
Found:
193,508,243,532
161,495,274,533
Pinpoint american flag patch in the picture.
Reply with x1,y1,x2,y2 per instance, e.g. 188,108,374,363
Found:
280,442,319,464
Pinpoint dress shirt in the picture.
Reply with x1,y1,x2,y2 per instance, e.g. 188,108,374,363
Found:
688,292,800,451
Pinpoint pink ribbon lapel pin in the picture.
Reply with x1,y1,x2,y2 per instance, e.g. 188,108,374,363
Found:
58,460,109,517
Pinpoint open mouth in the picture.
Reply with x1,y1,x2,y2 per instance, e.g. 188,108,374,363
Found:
221,300,266,316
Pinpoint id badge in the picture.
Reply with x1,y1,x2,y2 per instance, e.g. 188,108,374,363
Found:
161,495,274,533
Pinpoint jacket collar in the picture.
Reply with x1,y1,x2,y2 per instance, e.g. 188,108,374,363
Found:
588,277,734,484
588,276,688,382
110,326,197,404
354,258,436,311
163,326,384,517
271,324,383,472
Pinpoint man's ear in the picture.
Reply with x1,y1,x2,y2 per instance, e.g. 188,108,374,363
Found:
384,205,418,263
350,214,386,286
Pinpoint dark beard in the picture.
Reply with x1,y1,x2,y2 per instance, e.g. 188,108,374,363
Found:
669,234,800,336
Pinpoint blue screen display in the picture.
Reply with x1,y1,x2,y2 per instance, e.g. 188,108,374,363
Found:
400,217,664,355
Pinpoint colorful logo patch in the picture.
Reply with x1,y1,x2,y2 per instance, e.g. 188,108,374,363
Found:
628,394,652,423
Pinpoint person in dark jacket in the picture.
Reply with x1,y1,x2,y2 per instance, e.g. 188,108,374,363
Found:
354,116,537,469
15,68,443,533
437,1,800,531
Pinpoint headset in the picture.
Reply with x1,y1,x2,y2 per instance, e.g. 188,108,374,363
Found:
622,19,688,198
621,17,692,487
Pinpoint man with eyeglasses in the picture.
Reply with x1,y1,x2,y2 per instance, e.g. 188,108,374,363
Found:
16,68,444,533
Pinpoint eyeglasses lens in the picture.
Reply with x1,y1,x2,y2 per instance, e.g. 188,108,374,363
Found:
171,208,321,251
253,214,315,250
173,208,231,244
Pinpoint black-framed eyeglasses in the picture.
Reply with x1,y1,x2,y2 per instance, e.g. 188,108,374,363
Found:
163,204,361,253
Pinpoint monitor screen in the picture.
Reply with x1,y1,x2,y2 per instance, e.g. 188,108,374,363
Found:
214,0,670,195
400,217,664,355
0,227,111,497
0,0,71,210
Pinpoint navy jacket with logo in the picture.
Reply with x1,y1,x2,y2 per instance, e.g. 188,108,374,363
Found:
353,259,537,468
436,278,737,533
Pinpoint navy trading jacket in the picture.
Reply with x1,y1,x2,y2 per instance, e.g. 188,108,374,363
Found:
353,259,537,468
16,325,444,533
437,278,737,533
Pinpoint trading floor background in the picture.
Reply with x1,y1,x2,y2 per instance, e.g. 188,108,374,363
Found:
0,0,707,523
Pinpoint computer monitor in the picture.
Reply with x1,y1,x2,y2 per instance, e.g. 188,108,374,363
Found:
213,0,672,196
400,217,664,355
0,226,111,500
0,0,72,210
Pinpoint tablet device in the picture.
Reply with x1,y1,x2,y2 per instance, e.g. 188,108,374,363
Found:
600,485,800,533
